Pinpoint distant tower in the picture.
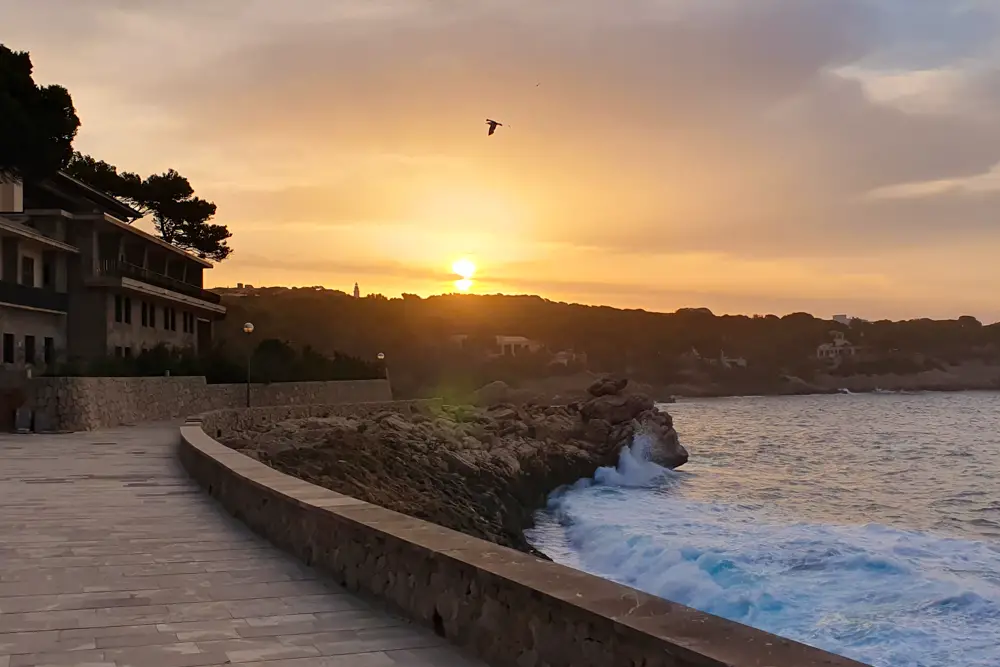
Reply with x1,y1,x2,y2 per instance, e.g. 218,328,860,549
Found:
353,282,360,299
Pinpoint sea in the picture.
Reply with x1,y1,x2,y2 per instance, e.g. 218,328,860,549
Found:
526,391,1000,667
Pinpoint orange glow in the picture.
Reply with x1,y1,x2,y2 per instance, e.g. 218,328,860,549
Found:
23,0,998,322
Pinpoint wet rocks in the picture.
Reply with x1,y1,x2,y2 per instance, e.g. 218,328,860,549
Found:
587,376,629,398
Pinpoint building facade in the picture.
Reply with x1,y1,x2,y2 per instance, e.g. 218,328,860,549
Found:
494,335,544,357
0,174,226,371
816,331,858,362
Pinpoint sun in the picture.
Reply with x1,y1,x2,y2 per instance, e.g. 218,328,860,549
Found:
451,258,477,280
451,258,476,293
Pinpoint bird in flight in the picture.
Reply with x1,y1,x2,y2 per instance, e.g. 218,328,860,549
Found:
486,119,503,136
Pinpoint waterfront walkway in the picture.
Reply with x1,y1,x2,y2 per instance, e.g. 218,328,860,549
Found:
0,425,485,667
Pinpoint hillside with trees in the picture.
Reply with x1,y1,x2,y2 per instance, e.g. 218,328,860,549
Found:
216,288,1000,399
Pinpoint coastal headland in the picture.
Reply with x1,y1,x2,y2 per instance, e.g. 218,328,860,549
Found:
219,378,686,556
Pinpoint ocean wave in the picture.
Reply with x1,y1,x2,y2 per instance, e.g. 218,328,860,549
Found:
527,433,1000,667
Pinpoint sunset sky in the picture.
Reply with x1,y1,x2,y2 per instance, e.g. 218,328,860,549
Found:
4,0,1000,321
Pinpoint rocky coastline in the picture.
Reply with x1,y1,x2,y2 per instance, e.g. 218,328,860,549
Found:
221,379,686,557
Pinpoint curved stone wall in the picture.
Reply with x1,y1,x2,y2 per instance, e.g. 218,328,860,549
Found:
179,416,869,667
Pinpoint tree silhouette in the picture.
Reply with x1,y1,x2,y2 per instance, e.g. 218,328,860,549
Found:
0,44,80,181
216,290,1000,398
67,153,233,261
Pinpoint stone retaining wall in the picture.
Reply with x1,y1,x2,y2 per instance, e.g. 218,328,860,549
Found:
179,416,869,667
28,376,392,432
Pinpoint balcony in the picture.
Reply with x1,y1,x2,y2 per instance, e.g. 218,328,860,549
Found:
96,259,222,305
0,280,69,312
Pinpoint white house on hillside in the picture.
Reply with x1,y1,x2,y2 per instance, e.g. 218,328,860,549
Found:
817,331,858,361
718,350,748,369
833,314,870,327
495,335,544,357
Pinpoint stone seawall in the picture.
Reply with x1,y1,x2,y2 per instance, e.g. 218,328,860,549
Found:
179,416,869,667
27,376,392,432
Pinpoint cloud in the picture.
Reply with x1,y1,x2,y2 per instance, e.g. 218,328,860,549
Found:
4,0,1000,318
91,0,996,257
232,253,454,283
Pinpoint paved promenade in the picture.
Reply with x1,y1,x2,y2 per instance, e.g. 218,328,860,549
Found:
0,425,485,667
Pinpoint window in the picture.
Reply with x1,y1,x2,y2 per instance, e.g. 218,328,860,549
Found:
20,256,35,287
123,297,132,324
183,312,193,333
2,334,13,364
164,307,177,332
114,346,123,358
124,347,132,359
24,336,35,365
42,262,53,288
114,295,123,323
149,304,156,328
43,337,54,365
141,302,148,327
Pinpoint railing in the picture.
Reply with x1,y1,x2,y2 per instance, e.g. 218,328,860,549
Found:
96,259,222,304
0,280,69,312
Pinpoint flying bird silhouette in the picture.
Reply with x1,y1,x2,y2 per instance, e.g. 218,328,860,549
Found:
486,119,503,136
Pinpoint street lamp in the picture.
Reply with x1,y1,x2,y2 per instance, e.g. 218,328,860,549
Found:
377,352,391,397
243,322,254,407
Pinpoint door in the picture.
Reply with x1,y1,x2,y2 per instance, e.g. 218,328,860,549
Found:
196,319,212,353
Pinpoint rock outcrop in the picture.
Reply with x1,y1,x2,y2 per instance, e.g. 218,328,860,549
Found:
223,378,686,556
587,376,629,398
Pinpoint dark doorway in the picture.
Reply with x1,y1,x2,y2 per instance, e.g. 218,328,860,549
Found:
196,319,212,353
20,256,35,287
24,335,35,365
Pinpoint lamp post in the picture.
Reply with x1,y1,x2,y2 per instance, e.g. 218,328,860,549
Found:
377,352,391,397
243,322,254,407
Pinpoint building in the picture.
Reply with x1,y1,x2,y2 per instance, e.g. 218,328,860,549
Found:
832,314,869,327
448,334,470,349
353,282,360,299
494,335,544,357
0,173,226,370
816,331,858,362
717,349,748,369
548,349,587,366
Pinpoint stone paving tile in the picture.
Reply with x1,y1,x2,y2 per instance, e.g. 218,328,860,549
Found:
387,647,491,666
8,649,107,666
235,609,401,639
0,631,96,656
0,426,480,667
278,625,447,656
239,655,398,667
